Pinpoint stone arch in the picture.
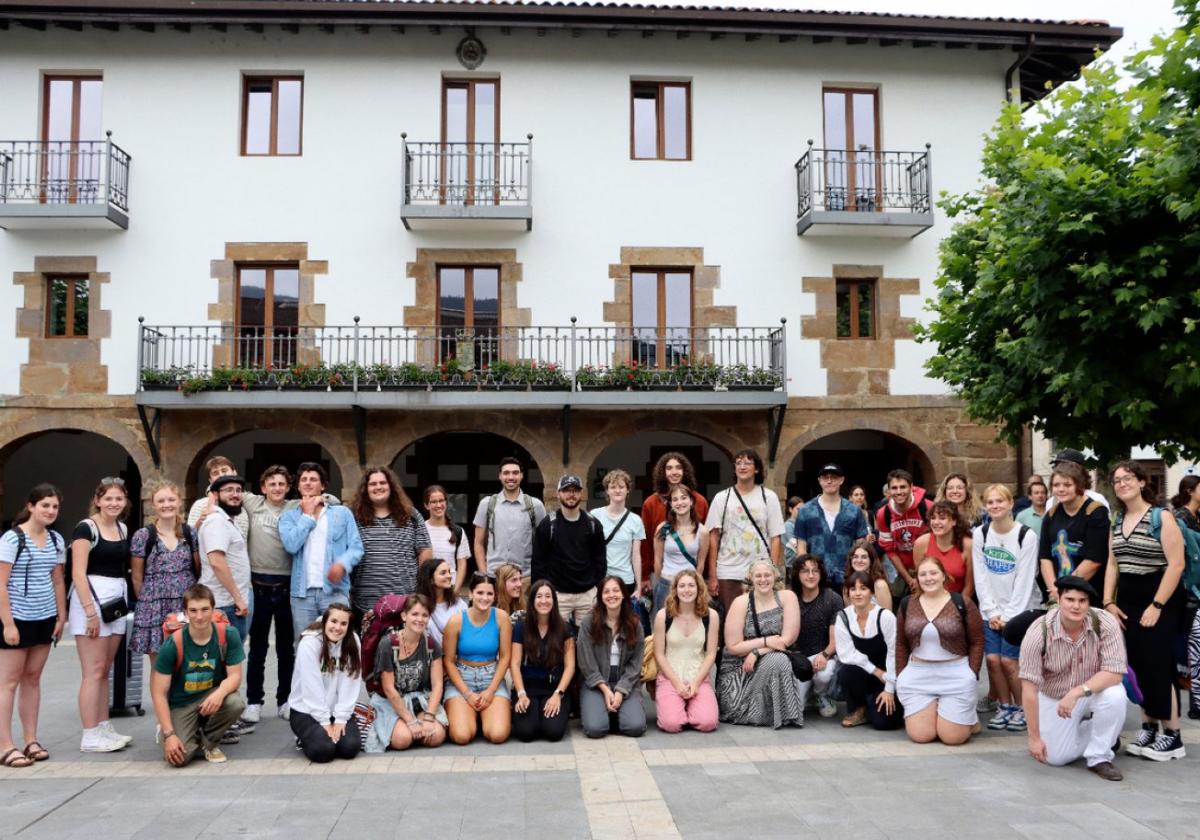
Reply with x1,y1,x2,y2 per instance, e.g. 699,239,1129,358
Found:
0,411,157,495
583,428,735,511
570,415,743,474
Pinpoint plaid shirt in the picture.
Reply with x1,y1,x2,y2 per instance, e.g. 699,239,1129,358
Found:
1017,607,1126,700
793,496,869,584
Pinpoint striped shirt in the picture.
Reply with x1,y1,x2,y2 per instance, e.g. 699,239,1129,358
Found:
351,512,432,611
0,528,65,621
1112,509,1166,576
1018,607,1126,700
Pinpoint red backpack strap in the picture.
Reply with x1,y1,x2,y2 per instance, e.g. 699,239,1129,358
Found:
216,621,228,659
173,628,185,672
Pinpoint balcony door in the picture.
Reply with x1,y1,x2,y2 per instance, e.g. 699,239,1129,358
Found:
441,79,499,206
41,76,103,204
437,266,499,370
822,88,881,212
236,265,299,368
632,270,692,368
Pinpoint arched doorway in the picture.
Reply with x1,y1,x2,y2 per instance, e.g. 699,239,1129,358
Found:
586,431,732,512
187,430,344,503
391,432,544,535
1,430,143,536
785,430,934,509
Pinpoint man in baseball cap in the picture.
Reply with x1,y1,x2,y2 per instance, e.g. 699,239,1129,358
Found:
793,462,868,588
1050,449,1087,467
532,474,606,623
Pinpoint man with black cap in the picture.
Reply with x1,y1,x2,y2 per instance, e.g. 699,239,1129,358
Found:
1018,575,1128,781
532,475,606,623
793,463,868,587
198,475,252,641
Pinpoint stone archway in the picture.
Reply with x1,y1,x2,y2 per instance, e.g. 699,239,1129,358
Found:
583,430,734,511
183,427,349,505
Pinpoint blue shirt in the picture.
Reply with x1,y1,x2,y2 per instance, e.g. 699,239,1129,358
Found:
793,497,868,584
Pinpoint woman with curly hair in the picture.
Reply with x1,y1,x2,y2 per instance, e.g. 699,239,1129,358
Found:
913,501,973,599
639,453,709,600
936,473,984,529
350,467,432,623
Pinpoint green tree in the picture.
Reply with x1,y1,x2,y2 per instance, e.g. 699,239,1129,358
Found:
917,0,1200,465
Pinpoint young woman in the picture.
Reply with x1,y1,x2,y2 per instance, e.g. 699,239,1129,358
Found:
913,501,974,599
936,473,983,528
640,453,710,599
716,560,803,729
849,485,876,543
1039,461,1111,602
783,495,803,569
130,481,198,663
69,477,133,753
416,557,465,646
443,572,513,745
0,484,66,767
972,484,1040,732
423,485,470,591
842,541,892,610
789,554,844,718
1171,476,1200,720
494,563,526,623
287,603,363,763
511,580,576,742
1105,461,1187,761
835,571,901,730
366,594,447,752
1016,476,1049,537
592,469,647,596
351,466,432,624
577,576,646,738
895,556,985,745
652,485,710,614
653,569,720,733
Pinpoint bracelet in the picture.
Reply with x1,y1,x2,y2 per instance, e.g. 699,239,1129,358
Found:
1103,601,1115,608
162,730,177,740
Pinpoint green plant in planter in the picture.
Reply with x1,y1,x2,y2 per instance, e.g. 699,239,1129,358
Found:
484,359,518,383
574,365,609,387
610,360,651,388
141,366,189,387
435,356,467,383
721,363,782,387
526,361,570,387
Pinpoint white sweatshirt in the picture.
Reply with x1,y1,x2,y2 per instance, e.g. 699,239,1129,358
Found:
971,521,1041,622
287,630,363,724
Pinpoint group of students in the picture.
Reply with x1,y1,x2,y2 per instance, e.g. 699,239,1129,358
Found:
0,446,1195,782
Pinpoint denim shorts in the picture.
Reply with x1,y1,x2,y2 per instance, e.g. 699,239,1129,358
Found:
444,661,511,702
983,625,1020,659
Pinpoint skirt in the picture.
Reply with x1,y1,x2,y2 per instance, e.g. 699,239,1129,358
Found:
896,657,977,726
0,616,56,649
68,576,128,638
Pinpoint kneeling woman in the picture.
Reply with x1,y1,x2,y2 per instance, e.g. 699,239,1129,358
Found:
365,594,448,752
288,603,364,763
443,572,512,745
578,576,647,738
653,569,720,733
895,555,984,745
836,572,902,730
511,580,576,742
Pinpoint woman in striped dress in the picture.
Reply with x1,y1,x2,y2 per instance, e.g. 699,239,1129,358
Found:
1103,461,1187,761
350,467,432,626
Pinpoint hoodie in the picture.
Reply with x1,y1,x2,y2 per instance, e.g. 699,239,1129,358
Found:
874,486,931,574
287,629,363,725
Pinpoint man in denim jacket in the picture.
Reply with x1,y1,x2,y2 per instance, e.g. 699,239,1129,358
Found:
793,463,868,587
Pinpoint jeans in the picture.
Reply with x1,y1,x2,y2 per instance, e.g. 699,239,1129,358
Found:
217,596,250,642
581,665,647,738
248,575,294,707
289,711,361,763
291,588,343,643
796,654,840,707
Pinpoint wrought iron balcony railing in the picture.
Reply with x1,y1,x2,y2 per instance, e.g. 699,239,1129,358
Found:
401,136,531,207
0,133,131,213
795,142,932,235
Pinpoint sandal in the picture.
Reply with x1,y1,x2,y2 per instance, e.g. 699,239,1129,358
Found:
23,742,49,762
1,747,33,768
841,709,867,728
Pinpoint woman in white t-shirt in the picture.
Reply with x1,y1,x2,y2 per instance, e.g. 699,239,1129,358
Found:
423,486,470,591
415,557,465,646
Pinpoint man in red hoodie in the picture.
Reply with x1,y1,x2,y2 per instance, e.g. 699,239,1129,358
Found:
875,469,932,595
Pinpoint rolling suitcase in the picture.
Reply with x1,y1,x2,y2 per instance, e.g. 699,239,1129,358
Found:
109,612,145,716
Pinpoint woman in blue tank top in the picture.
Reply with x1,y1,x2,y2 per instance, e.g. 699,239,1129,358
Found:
443,571,512,745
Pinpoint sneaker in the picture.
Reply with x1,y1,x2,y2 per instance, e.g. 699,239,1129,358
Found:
203,747,228,764
817,695,838,719
219,729,241,745
1126,722,1159,757
794,711,805,728
987,704,1013,730
295,737,304,751
1143,730,1186,762
228,718,255,736
1006,707,1027,732
99,721,133,747
242,704,262,724
1088,761,1124,781
278,703,290,721
80,729,125,753
976,695,998,714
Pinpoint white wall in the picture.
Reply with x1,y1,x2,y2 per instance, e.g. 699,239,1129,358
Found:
0,27,1012,397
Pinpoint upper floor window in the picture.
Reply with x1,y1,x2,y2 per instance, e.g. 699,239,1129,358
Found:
631,81,690,161
242,76,303,156
823,87,880,211
442,78,499,204
836,278,875,339
46,276,89,338
42,75,103,203
437,266,500,368
236,264,299,366
632,269,692,366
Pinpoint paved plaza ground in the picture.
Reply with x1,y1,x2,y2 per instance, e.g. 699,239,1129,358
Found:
2,641,1200,839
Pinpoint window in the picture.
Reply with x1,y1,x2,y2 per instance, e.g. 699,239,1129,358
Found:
631,270,692,366
836,278,875,339
442,79,499,204
631,82,690,161
45,276,89,338
437,266,500,368
41,75,103,203
236,265,299,366
242,76,303,156
822,87,880,211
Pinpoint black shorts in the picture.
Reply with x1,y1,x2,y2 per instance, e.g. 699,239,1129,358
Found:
0,616,56,649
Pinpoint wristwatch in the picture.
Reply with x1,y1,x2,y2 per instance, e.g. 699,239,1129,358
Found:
1152,600,1165,609
1081,684,1093,698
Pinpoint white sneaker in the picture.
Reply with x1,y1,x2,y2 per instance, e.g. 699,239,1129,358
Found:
80,729,125,753
817,695,838,718
242,704,262,724
100,721,133,747
277,703,290,721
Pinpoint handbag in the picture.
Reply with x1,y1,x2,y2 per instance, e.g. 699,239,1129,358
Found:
747,591,813,682
87,579,129,624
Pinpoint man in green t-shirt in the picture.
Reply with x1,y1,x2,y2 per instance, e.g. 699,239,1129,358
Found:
151,584,246,765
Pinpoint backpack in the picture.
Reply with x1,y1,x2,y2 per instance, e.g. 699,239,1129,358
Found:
5,527,62,596
486,493,538,549
979,521,1032,549
143,521,199,558
548,509,602,544
161,609,230,672
1140,507,1200,601
899,591,972,647
361,593,409,695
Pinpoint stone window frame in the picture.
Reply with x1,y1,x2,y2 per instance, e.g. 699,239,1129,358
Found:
43,274,92,339
13,256,111,395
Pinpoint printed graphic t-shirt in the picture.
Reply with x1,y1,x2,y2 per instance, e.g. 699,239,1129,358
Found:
154,624,245,709
705,487,785,581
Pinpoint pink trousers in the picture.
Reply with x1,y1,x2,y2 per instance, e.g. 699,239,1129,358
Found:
654,674,719,733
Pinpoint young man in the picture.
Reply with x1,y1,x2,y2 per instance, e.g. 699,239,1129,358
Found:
1018,575,1127,781
472,456,547,578
1038,461,1110,604
151,584,246,766
705,448,784,611
1044,450,1109,512
793,463,868,587
188,455,249,538
874,469,932,596
532,475,607,623
198,475,252,640
590,469,646,595
279,462,362,641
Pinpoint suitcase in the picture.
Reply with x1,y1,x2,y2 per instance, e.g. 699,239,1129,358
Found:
109,612,145,716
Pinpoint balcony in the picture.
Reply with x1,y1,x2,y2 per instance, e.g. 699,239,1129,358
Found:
0,133,131,230
400,135,532,231
135,321,786,409
795,142,932,238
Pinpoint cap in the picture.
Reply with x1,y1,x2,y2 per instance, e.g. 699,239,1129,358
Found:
1051,448,1087,467
557,474,583,491
817,463,844,477
210,474,246,493
1055,575,1100,604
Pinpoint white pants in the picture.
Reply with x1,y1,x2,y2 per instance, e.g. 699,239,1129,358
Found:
1037,684,1126,768
797,654,839,705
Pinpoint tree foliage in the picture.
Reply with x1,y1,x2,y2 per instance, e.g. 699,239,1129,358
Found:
917,0,1200,464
